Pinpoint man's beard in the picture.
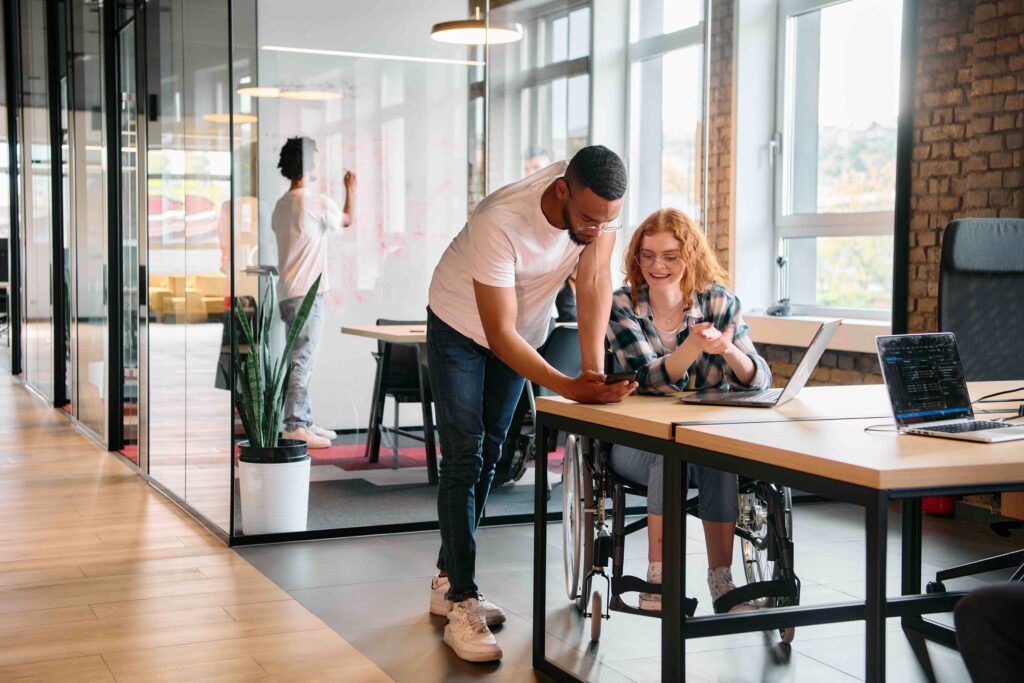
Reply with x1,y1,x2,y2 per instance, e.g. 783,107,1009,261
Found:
563,204,594,246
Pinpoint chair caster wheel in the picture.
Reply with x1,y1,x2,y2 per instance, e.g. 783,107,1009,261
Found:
590,591,602,642
926,581,946,594
780,627,795,644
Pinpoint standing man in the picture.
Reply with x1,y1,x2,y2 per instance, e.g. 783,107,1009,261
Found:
427,145,636,661
271,136,356,448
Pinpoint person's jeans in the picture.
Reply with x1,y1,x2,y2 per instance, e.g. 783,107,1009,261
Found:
280,293,324,430
955,583,1024,683
427,307,526,601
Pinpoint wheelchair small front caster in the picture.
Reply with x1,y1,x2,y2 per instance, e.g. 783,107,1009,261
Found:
590,591,602,642
926,581,946,594
780,627,795,644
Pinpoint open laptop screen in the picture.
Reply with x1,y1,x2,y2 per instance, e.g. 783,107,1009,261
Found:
876,333,973,426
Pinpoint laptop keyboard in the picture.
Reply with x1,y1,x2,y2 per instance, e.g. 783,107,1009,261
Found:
921,421,1011,433
736,389,781,402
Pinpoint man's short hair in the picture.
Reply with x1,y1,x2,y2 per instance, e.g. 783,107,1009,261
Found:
278,136,318,181
565,145,627,201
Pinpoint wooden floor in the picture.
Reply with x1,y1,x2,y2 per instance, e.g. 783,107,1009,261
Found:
0,374,392,682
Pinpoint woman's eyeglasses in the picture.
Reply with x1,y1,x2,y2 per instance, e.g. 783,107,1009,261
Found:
635,252,681,267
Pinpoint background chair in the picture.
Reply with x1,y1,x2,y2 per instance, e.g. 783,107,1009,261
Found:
930,218,1024,590
494,323,581,486
365,318,435,477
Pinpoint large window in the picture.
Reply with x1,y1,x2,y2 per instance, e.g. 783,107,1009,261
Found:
774,0,901,318
628,0,705,226
487,2,591,190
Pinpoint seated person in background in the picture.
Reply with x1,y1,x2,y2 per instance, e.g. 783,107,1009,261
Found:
523,144,551,178
955,583,1024,683
606,207,771,613
555,265,577,323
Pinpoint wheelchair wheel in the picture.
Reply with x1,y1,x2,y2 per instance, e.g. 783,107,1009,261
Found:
562,435,585,602
590,591,602,642
739,485,795,622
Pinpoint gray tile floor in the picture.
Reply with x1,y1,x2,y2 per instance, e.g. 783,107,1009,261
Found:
237,501,1019,682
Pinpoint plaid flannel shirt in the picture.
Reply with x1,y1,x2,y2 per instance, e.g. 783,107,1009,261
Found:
607,284,771,395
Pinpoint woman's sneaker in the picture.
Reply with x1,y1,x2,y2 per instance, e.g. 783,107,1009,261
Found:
444,598,502,662
708,566,756,613
639,561,662,612
429,575,506,625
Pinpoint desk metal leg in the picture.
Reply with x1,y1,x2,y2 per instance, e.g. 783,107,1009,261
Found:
901,498,922,596
866,492,889,682
415,344,438,485
366,345,390,463
532,421,550,670
662,454,687,681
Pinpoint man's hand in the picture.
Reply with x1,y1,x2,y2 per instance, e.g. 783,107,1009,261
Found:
343,170,357,192
558,370,637,404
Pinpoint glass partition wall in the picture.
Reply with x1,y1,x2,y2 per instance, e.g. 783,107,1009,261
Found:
2,0,710,545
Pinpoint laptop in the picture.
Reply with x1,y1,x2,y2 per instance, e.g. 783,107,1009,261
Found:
876,333,1024,443
679,319,842,408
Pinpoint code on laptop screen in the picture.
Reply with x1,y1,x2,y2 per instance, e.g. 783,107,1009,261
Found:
876,333,973,426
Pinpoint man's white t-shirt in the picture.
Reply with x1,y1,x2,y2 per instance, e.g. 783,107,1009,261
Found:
429,161,583,349
271,188,344,301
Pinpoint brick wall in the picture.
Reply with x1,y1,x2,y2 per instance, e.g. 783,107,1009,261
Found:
908,0,1024,332
706,0,734,275
754,344,882,388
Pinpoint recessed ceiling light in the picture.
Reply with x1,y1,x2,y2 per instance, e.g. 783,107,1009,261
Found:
202,113,258,124
279,89,344,101
237,86,281,98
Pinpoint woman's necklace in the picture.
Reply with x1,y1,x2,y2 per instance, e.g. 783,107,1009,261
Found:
651,298,687,330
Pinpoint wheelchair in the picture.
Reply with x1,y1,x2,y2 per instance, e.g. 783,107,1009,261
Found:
561,433,800,643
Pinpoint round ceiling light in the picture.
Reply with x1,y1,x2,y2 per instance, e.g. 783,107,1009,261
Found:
279,89,344,101
237,85,281,98
202,113,258,124
430,19,522,45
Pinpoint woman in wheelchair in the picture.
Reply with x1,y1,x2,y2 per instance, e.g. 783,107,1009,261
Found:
607,207,771,613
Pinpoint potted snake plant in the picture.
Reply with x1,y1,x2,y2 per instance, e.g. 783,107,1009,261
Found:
232,274,321,534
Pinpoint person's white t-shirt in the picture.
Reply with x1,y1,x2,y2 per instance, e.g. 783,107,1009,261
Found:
429,161,583,349
271,188,344,301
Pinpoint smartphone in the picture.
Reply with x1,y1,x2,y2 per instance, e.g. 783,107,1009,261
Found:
604,370,637,384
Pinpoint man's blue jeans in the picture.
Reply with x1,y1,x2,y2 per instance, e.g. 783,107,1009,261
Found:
280,293,324,430
427,307,526,601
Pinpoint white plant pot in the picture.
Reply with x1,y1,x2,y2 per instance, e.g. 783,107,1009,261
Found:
239,456,311,535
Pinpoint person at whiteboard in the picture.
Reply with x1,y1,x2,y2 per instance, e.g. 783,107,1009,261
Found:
426,145,636,662
271,136,355,449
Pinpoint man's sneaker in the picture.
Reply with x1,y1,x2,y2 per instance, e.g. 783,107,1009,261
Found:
430,575,506,626
309,424,337,440
708,566,756,613
444,598,502,662
282,427,331,449
639,561,662,612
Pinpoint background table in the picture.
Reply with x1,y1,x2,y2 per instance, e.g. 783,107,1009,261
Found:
341,325,436,484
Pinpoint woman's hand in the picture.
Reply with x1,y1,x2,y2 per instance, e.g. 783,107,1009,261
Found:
684,322,735,356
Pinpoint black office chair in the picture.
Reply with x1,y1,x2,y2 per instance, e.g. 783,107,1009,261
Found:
928,218,1024,591
366,318,431,470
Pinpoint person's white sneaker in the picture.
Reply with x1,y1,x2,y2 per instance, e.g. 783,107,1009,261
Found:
429,575,506,626
443,598,502,662
309,424,337,440
282,427,331,449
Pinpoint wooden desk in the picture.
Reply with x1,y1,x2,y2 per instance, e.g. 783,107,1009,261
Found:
341,324,435,484
532,380,1024,683
342,324,426,344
